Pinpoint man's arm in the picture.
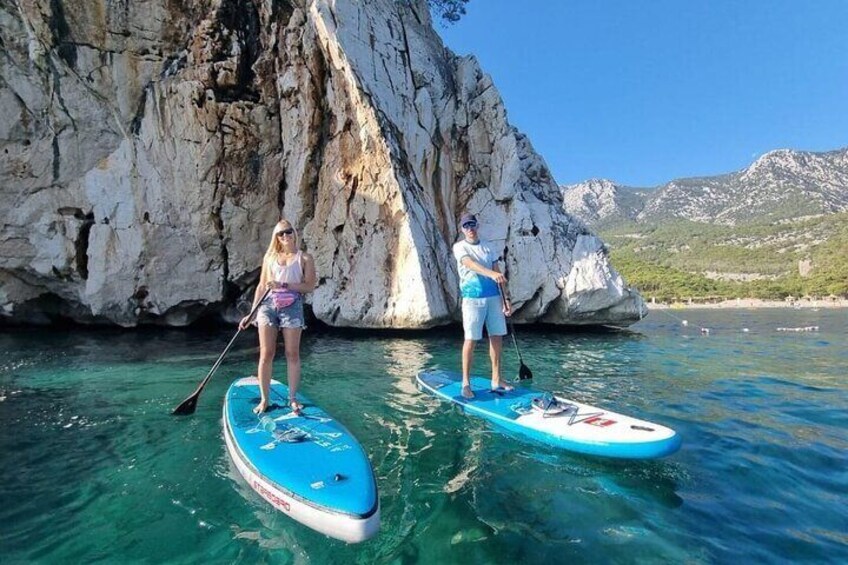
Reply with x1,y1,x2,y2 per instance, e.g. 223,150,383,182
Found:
493,264,512,316
460,256,506,284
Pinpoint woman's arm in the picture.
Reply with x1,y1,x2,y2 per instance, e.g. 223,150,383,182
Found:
253,260,270,306
289,253,317,293
240,259,270,329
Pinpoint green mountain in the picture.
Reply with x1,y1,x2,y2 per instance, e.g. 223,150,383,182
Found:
562,148,848,301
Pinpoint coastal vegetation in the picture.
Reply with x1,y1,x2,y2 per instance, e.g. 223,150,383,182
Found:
562,148,848,303
604,213,848,301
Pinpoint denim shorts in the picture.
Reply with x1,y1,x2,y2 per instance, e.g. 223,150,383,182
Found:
255,296,305,329
461,296,507,341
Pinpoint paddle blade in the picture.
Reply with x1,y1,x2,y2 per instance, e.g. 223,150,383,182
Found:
172,393,199,416
518,362,533,381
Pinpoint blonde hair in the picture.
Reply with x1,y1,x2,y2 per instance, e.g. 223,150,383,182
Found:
264,220,299,265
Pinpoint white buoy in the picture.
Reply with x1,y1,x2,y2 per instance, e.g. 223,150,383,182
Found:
682,320,689,326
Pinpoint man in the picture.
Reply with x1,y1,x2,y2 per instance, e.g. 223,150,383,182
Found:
452,212,513,399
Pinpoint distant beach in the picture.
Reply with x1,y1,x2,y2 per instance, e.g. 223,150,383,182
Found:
648,298,848,310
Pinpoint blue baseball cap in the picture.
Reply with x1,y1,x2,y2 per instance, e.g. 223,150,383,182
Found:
459,212,477,226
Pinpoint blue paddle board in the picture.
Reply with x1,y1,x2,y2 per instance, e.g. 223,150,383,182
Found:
223,377,379,542
417,369,681,459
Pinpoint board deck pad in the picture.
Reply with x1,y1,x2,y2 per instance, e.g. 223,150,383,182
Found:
224,377,378,541
417,369,681,459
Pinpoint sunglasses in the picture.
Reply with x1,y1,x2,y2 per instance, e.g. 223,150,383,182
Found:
461,221,478,229
275,228,295,237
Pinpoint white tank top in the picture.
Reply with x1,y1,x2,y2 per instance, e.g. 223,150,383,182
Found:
270,251,303,284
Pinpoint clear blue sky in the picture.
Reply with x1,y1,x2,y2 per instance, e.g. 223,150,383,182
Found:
438,0,848,187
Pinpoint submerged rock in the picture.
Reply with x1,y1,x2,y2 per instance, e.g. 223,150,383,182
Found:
0,0,644,328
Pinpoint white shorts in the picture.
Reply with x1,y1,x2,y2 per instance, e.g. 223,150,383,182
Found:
462,296,507,341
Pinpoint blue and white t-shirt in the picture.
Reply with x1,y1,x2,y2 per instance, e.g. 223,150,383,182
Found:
453,239,500,298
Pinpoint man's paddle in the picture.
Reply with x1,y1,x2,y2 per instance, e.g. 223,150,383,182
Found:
172,287,271,416
498,282,533,381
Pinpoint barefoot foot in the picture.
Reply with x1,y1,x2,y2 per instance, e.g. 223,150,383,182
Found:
289,398,304,414
461,385,475,399
491,380,514,392
253,399,269,414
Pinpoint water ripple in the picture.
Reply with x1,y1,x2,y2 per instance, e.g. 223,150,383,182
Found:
1,309,846,562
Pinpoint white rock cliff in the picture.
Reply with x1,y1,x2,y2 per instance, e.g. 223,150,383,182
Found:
0,0,645,327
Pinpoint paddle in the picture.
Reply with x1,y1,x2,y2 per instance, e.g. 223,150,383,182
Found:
172,287,271,416
498,282,533,381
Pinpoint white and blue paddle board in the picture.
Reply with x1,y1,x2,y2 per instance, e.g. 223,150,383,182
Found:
223,377,379,542
417,370,681,459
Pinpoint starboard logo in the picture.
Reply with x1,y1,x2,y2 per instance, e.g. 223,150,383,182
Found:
583,416,616,427
253,479,291,511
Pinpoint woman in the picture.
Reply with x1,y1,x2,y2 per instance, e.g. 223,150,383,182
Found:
240,220,316,415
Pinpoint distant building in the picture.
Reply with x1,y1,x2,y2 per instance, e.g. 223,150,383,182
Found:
798,258,813,278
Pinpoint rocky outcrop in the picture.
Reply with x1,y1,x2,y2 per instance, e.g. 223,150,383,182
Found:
1,0,645,327
561,178,650,230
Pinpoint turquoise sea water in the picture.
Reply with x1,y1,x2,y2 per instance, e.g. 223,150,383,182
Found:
2,309,847,563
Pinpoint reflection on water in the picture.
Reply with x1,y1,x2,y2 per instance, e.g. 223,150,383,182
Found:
1,309,847,563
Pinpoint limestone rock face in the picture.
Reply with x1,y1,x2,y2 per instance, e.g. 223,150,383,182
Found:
0,0,645,327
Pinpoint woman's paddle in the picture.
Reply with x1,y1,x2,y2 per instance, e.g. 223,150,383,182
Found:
498,282,533,381
172,287,271,416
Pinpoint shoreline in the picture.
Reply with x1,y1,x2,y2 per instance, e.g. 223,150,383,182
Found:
648,298,848,310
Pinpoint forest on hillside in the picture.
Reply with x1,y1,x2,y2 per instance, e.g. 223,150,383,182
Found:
604,213,848,301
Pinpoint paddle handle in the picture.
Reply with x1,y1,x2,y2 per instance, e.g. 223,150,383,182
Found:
497,280,509,316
